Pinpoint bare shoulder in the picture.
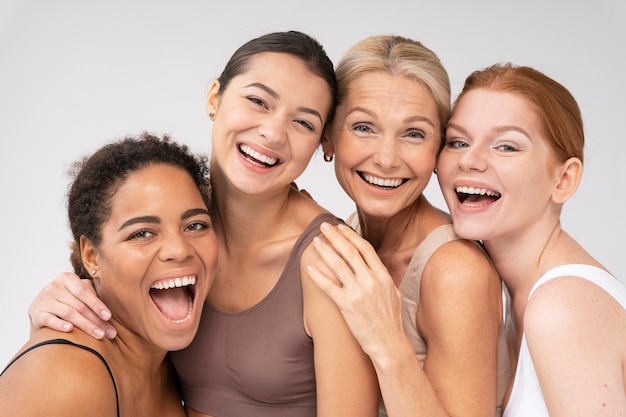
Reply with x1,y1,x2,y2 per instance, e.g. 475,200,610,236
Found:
0,333,118,416
421,238,499,296
525,275,626,347
523,275,626,415
418,237,503,340
289,186,332,223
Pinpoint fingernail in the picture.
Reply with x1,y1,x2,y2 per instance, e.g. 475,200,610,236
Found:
313,236,322,245
106,328,117,339
101,309,111,320
62,323,72,332
320,222,331,231
94,328,105,339
338,224,349,231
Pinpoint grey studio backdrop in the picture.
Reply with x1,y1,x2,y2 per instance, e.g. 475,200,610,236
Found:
1,0,624,367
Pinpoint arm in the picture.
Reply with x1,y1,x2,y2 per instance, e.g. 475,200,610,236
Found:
28,272,117,339
308,223,503,417
525,277,626,417
0,337,118,416
301,241,380,417
415,239,502,417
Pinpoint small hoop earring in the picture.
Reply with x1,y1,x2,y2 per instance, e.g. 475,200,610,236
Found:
323,153,333,162
433,168,438,174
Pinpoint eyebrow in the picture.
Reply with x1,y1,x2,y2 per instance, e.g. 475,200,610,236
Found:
117,208,210,231
491,125,532,138
245,82,323,124
447,122,531,138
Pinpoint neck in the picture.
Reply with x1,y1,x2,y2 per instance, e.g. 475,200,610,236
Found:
211,172,303,253
482,219,566,330
106,319,169,376
358,195,447,251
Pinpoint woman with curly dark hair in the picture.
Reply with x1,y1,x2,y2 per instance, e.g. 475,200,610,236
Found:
0,133,217,416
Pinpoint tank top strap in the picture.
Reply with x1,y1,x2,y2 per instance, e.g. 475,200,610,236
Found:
291,213,343,259
0,338,120,417
529,264,626,309
396,224,459,340
407,224,461,280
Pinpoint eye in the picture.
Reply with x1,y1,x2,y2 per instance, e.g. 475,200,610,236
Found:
445,138,469,149
351,123,374,136
295,119,315,132
185,221,210,232
128,229,156,241
495,143,519,152
247,96,268,109
405,129,426,141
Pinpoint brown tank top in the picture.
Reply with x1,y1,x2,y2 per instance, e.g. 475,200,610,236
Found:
170,213,341,417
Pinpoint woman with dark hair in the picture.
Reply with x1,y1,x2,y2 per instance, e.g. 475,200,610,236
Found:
26,31,379,417
0,133,217,416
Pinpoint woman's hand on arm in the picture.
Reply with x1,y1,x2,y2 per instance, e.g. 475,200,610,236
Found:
308,223,503,417
307,223,406,355
28,272,116,339
307,222,439,416
302,232,380,417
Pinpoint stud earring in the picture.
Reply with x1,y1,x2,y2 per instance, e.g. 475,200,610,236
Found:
91,269,97,275
433,168,438,174
323,153,333,162
209,112,214,119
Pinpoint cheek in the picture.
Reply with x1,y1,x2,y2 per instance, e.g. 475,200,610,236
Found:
435,151,455,176
407,147,438,174
334,134,365,166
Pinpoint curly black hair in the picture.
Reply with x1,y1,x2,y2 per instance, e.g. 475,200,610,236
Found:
67,132,211,279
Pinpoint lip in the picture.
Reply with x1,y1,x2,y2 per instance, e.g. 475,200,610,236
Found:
357,171,408,191
237,142,282,169
149,271,201,326
451,180,501,210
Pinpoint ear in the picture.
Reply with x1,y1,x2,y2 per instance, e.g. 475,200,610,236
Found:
80,236,101,280
320,130,335,156
552,157,583,204
206,80,221,119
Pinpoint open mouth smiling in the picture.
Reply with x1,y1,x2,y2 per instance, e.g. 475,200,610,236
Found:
238,144,280,168
359,172,407,189
149,275,197,324
455,186,501,204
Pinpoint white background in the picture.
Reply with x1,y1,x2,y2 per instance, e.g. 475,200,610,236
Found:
1,0,624,367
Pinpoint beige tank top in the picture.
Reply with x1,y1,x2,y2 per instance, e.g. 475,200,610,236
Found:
350,218,511,416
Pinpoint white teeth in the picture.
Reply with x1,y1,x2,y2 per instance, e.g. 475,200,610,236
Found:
239,144,278,166
150,275,197,290
456,186,500,197
362,173,403,188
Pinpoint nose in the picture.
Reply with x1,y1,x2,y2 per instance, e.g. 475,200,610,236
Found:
457,143,488,172
159,230,193,263
372,134,400,169
258,114,287,145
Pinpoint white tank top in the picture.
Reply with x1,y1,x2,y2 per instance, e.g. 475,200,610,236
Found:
503,264,626,417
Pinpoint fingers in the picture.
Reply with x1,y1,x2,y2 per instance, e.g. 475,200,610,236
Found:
333,225,387,274
306,264,344,303
312,233,359,288
315,222,383,280
28,272,117,340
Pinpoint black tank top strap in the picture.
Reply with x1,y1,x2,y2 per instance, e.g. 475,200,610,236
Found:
1,338,120,417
